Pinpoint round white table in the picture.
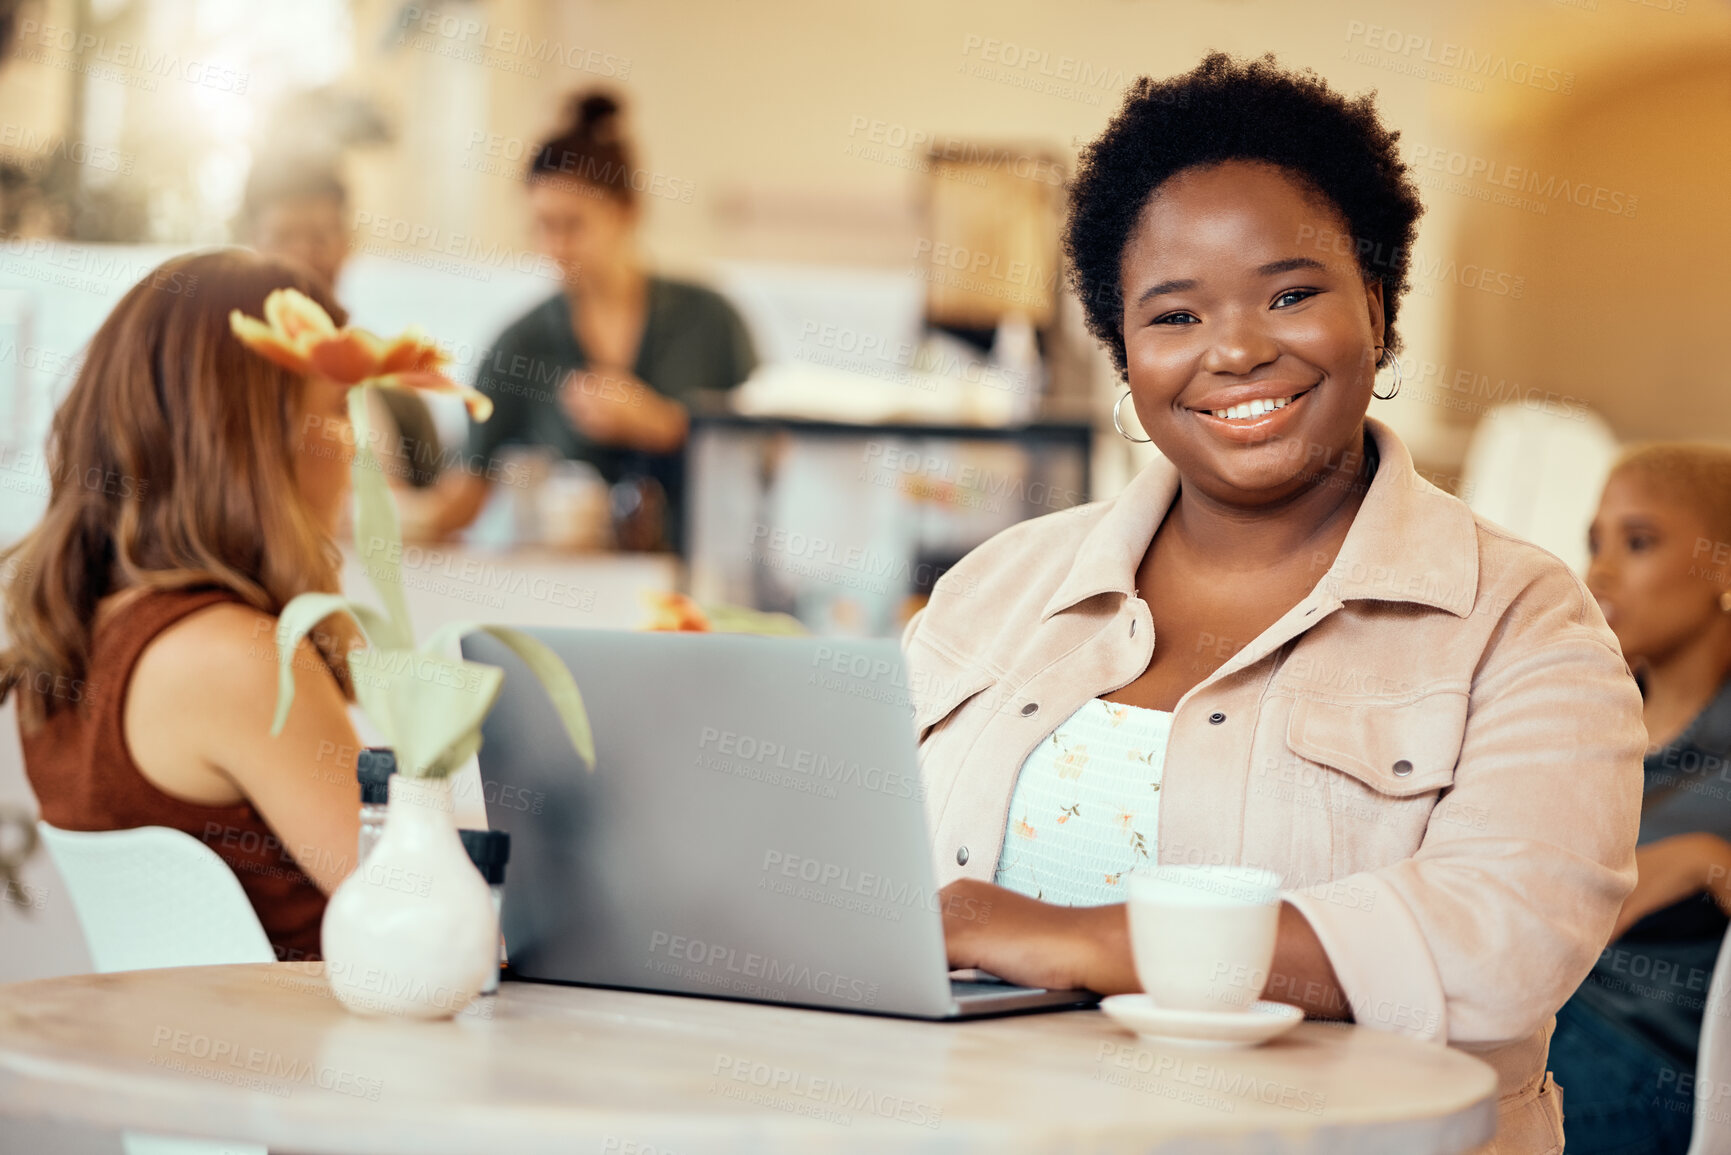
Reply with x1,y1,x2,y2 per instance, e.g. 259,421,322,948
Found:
0,963,1498,1153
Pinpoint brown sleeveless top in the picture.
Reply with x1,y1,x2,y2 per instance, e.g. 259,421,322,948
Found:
21,588,327,961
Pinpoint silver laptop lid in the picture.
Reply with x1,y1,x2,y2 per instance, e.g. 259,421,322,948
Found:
464,628,957,1017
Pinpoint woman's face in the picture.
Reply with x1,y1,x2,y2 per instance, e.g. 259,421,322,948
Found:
293,378,354,535
1119,160,1385,507
527,180,637,287
252,196,350,292
1587,467,1729,663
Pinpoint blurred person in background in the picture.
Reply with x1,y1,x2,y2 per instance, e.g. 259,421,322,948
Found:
240,162,444,491
412,91,756,552
0,251,371,962
1549,443,1731,1154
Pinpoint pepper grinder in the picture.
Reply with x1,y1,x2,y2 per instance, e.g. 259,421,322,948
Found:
355,747,397,867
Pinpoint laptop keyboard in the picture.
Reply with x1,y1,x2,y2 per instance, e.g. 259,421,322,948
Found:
950,978,1040,998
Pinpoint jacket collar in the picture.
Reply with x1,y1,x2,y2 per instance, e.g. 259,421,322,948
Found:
1038,417,1480,622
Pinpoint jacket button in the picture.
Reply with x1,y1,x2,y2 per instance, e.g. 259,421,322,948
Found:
1208,712,1226,725
1021,702,1039,717
956,846,970,866
1392,759,1413,777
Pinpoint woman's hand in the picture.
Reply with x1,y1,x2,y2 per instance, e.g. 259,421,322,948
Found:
560,368,688,452
1611,832,1731,940
937,880,1351,1019
938,879,1138,994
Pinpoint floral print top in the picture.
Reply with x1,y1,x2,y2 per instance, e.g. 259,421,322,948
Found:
991,697,1172,908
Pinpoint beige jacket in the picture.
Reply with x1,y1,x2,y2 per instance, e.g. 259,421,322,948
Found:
902,418,1645,1154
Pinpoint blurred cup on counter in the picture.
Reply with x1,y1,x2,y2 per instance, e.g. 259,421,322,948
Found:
540,460,612,551
494,445,556,547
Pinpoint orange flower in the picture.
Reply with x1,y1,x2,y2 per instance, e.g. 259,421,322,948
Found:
642,591,712,632
229,288,493,421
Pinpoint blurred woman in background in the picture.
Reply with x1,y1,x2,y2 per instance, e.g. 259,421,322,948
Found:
415,91,756,552
1550,443,1731,1153
0,250,367,962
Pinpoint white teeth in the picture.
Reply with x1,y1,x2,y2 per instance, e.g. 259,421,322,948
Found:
1209,395,1295,421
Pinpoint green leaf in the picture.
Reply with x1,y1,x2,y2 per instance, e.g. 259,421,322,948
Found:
422,621,595,768
348,647,503,778
270,593,386,737
347,385,413,651
425,726,485,779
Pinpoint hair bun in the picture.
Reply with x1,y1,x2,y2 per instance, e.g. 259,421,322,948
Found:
570,91,622,144
529,90,635,201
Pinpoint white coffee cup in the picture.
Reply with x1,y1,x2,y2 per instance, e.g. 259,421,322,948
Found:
1126,865,1283,1013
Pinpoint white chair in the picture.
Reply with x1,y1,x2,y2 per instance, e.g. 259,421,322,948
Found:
1690,920,1731,1154
1457,401,1620,577
38,822,272,1155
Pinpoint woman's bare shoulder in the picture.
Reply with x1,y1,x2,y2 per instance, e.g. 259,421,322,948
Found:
132,601,282,687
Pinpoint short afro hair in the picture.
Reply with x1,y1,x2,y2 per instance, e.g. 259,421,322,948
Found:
1065,52,1424,381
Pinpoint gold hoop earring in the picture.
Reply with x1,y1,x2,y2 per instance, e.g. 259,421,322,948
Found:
1372,347,1403,401
1113,390,1152,443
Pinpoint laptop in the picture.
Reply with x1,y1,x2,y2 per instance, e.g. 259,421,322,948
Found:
463,627,1098,1019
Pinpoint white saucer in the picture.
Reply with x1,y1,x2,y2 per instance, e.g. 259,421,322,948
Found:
1100,994,1304,1049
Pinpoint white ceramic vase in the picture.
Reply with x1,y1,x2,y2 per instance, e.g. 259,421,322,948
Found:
321,774,497,1019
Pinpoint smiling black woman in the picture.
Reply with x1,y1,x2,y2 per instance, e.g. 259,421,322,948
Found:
902,53,1645,1155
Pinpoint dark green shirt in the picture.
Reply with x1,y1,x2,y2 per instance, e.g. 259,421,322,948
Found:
463,278,755,550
